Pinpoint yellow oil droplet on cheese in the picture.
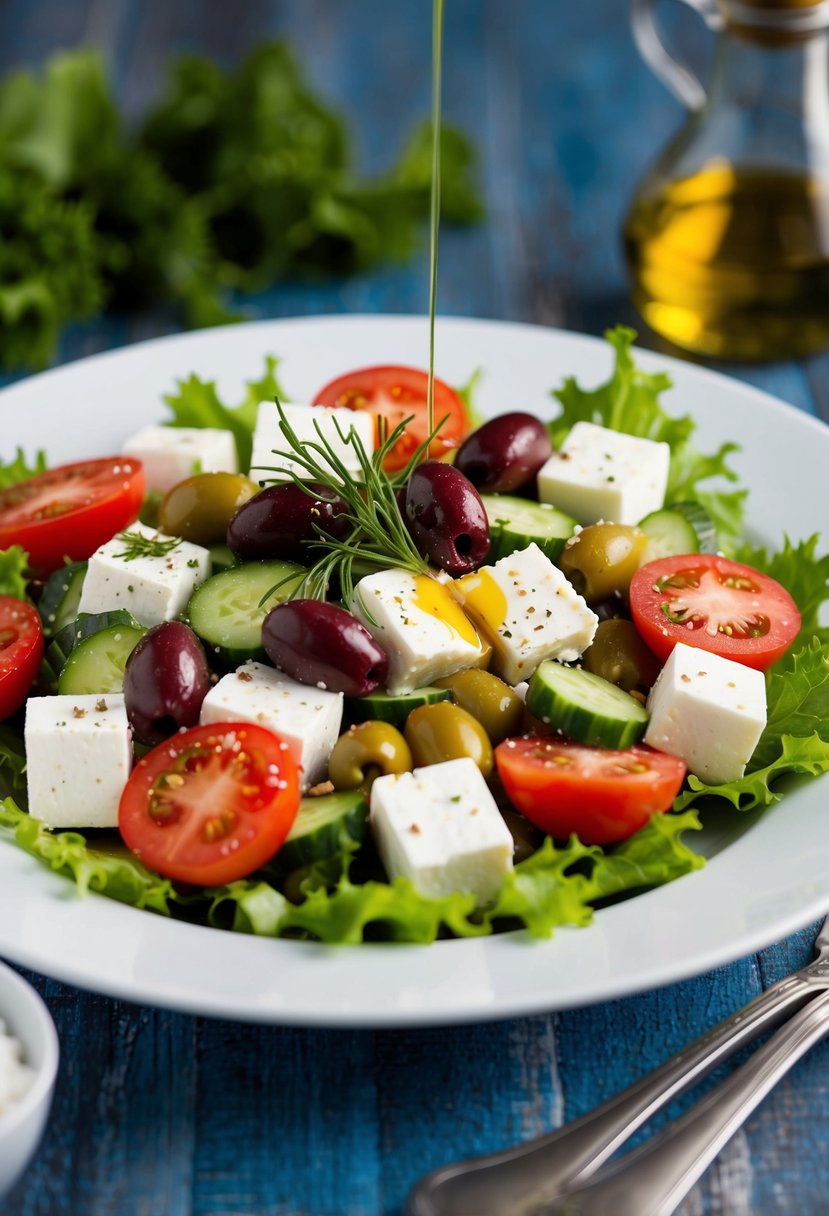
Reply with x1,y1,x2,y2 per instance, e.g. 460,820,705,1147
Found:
454,570,508,638
413,574,480,648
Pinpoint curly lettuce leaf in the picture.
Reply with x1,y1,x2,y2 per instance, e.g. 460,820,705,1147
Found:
550,326,747,546
0,546,30,599
0,799,178,914
732,534,829,648
674,733,829,814
0,448,47,490
0,729,26,803
163,356,285,469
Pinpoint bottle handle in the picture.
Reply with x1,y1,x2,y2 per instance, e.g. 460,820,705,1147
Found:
632,0,723,111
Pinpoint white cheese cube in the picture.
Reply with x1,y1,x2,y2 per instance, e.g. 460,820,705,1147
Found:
537,422,670,525
453,543,598,686
644,642,767,786
77,522,211,627
370,757,513,903
122,425,237,494
25,694,132,829
350,569,486,696
249,402,375,483
199,661,343,791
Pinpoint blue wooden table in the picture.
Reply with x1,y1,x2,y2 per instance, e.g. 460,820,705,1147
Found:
4,2,829,1213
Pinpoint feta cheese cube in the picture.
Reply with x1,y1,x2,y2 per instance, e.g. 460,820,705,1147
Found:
249,402,374,483
122,425,237,494
199,661,343,791
350,569,486,695
25,694,132,829
644,642,767,785
537,422,670,525
77,522,211,627
453,543,598,685
370,757,513,903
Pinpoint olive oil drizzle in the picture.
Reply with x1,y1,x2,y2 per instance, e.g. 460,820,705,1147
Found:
427,0,444,443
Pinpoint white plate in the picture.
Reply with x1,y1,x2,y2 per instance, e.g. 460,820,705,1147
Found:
1,315,827,1027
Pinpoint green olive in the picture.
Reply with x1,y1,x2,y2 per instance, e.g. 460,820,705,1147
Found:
582,619,661,692
404,702,494,777
158,472,258,545
558,523,649,603
500,808,545,863
328,721,413,791
433,669,524,745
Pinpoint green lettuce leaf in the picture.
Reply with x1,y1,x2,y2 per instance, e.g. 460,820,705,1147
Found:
674,733,829,813
0,546,30,599
549,327,747,546
0,799,178,914
581,809,705,900
0,729,26,803
732,534,829,648
753,639,829,769
163,356,286,469
0,448,47,490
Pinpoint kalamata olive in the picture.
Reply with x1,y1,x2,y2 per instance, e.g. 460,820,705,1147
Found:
159,473,258,545
454,413,552,493
124,621,211,746
558,523,649,603
403,461,490,574
262,600,388,696
227,482,350,563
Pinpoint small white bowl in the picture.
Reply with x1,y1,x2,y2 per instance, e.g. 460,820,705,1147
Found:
0,961,59,1200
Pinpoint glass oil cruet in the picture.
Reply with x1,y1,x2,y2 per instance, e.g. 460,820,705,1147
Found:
624,0,829,360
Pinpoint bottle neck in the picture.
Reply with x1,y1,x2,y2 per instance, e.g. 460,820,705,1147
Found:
711,23,829,116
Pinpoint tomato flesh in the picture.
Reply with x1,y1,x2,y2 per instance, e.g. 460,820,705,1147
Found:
313,364,471,472
119,722,300,885
0,457,145,573
495,737,687,844
629,554,801,671
0,597,44,721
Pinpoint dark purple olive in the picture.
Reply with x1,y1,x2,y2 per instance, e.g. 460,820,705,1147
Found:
227,482,350,563
454,412,552,493
262,600,388,696
124,622,211,746
404,461,490,574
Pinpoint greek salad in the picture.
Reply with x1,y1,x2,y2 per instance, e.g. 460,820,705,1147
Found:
0,326,827,945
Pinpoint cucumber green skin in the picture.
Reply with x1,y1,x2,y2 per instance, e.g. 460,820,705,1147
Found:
187,560,306,667
207,544,238,574
638,508,699,563
38,562,87,637
482,494,577,563
41,611,143,691
668,500,718,554
347,686,451,728
276,790,369,872
526,661,649,750
57,623,147,695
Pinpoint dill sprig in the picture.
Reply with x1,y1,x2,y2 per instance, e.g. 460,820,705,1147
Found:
114,530,182,561
256,402,451,605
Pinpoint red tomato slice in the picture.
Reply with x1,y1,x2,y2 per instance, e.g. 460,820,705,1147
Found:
119,722,300,885
313,364,471,472
0,597,44,720
0,458,145,573
495,737,686,844
629,554,801,671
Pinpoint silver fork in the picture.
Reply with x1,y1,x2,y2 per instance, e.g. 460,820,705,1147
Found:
406,915,829,1216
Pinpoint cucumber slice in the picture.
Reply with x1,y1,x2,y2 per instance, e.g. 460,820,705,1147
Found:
58,623,147,695
38,562,87,636
39,621,79,691
187,560,306,666
526,661,649,748
668,500,718,554
639,508,699,563
74,609,142,644
482,495,577,563
277,790,369,872
347,685,451,727
208,543,238,574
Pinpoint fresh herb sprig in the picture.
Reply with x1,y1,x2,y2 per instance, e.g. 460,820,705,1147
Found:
114,531,182,562
257,402,450,606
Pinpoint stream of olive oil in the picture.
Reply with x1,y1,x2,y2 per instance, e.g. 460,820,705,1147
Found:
427,0,444,439
624,163,829,360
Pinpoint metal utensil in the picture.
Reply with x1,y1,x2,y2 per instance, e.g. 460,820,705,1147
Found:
406,916,829,1216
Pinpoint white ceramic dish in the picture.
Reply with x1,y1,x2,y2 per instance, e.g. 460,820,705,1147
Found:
0,314,827,1027
0,961,59,1199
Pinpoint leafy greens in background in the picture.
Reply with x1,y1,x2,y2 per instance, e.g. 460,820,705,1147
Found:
0,45,482,371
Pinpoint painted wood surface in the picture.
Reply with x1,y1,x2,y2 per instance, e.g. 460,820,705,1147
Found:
2,2,829,1213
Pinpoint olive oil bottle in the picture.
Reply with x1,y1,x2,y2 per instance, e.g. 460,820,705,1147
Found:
628,0,829,360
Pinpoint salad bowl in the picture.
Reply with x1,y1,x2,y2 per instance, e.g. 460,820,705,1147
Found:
0,314,827,1027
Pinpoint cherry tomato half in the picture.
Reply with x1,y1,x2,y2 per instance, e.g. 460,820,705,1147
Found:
629,554,801,672
119,722,300,885
313,364,471,472
0,597,44,720
495,737,687,845
0,457,145,573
